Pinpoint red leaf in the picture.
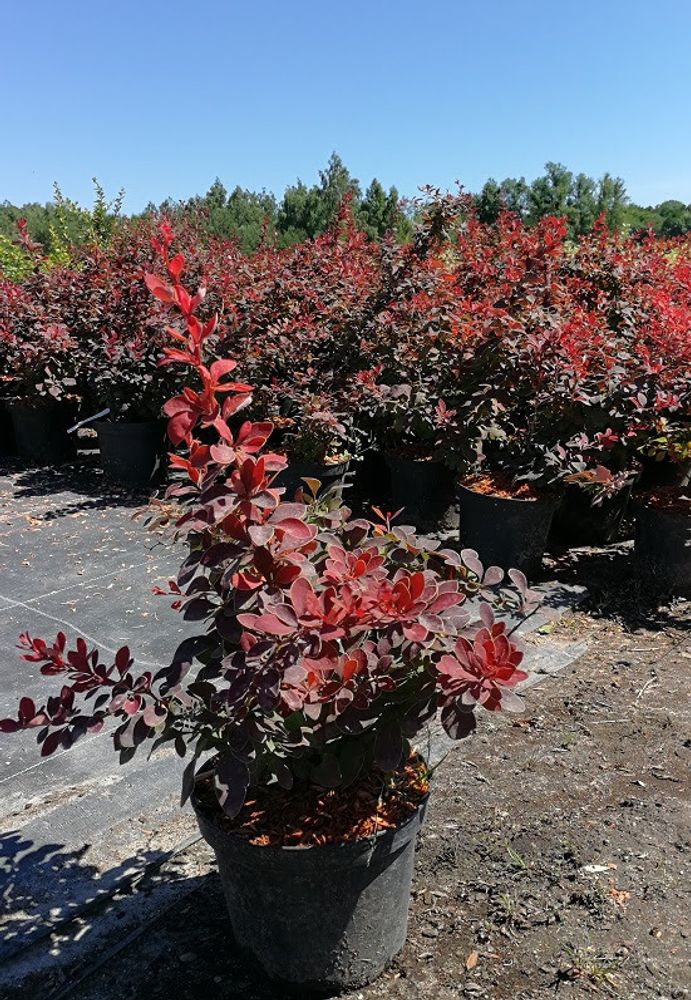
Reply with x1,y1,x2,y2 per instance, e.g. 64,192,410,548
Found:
19,697,36,722
273,518,316,542
167,253,185,280
115,646,131,676
144,273,175,303
236,613,295,637
214,753,250,818
209,358,239,381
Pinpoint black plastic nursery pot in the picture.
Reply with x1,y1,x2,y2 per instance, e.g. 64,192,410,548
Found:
633,494,691,597
193,791,428,991
7,399,77,464
95,420,166,488
636,456,691,490
353,448,392,507
458,482,559,578
274,459,350,499
0,397,17,456
550,482,634,547
385,453,452,526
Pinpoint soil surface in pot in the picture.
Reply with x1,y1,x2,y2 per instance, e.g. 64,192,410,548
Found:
461,472,543,501
194,756,429,847
635,485,691,515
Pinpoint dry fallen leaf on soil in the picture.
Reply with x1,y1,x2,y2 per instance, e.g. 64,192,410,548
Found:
465,950,479,970
608,882,632,906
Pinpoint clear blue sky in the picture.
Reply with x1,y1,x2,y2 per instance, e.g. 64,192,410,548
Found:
2,0,690,211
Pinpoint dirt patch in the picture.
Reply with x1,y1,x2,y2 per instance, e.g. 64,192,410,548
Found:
55,590,690,1000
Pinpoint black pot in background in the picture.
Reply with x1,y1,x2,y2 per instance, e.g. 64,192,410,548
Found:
353,448,392,509
550,482,634,547
274,459,350,499
0,397,17,457
633,495,691,597
458,482,558,578
636,456,691,490
193,790,428,991
385,453,453,527
95,420,166,488
7,399,78,465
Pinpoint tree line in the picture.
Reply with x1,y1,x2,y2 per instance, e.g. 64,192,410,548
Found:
2,154,690,257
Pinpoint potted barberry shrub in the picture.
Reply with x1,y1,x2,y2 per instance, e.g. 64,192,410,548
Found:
0,238,84,464
457,472,558,577
86,283,182,488
4,324,81,464
0,237,537,991
269,395,354,498
550,429,640,546
0,375,17,456
551,466,638,546
445,409,562,578
362,381,453,527
88,337,175,488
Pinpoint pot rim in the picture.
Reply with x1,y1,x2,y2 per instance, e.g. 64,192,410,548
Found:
6,396,79,412
277,459,351,477
458,480,558,506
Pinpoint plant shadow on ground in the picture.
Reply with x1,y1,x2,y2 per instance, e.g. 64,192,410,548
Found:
0,452,156,521
545,533,691,633
1,827,346,1000
0,829,212,1000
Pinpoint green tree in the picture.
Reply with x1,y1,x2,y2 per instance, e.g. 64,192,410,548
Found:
527,162,573,224
621,203,661,234
277,179,325,244
277,153,362,244
566,173,598,236
358,178,402,238
318,153,361,225
224,186,277,252
498,177,530,219
191,180,277,252
0,179,124,272
475,179,502,224
596,173,628,230
656,199,691,236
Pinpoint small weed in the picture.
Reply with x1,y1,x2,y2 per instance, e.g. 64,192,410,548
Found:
490,890,522,933
557,944,625,993
506,842,529,871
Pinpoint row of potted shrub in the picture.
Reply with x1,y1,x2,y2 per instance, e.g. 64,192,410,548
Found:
0,216,209,483
2,391,688,600
0,396,166,488
1,199,689,583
